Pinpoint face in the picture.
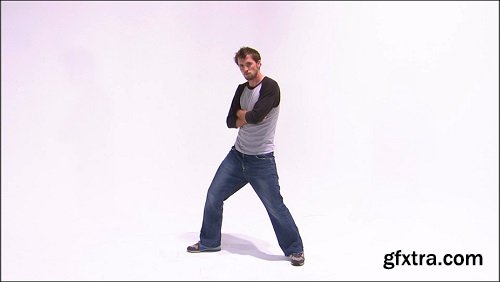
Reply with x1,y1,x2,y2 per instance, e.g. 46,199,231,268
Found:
237,55,261,81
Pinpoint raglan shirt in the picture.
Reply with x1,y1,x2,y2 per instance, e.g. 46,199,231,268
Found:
226,76,280,155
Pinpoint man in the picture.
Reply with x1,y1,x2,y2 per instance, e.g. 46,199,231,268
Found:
187,47,305,266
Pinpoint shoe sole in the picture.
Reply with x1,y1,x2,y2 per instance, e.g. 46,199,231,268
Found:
187,247,221,253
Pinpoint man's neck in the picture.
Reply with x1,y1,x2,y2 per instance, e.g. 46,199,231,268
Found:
248,73,265,88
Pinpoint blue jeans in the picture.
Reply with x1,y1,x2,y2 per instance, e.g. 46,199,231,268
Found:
199,146,304,256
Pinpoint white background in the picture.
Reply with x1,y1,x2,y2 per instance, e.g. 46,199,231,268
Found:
1,1,498,281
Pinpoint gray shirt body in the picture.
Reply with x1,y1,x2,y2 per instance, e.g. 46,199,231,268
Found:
235,83,280,155
226,76,281,155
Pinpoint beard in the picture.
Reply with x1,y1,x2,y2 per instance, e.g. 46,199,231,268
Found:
244,68,259,81
244,72,256,81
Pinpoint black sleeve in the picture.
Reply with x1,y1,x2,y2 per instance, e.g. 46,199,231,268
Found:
226,84,246,128
245,78,280,124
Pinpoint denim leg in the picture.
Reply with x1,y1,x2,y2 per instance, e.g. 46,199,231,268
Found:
200,149,247,248
246,154,304,256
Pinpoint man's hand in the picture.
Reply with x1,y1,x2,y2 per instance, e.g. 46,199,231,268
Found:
236,109,247,122
236,118,247,128
235,109,248,128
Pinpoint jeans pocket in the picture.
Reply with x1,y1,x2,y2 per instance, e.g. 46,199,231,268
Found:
255,153,274,160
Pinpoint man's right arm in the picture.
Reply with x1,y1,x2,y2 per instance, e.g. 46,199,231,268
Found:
226,84,245,128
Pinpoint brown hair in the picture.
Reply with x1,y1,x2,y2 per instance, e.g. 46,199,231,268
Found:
234,47,261,65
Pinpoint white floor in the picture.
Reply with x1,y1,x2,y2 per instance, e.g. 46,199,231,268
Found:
2,168,498,281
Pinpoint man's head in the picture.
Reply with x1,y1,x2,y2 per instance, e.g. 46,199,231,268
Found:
234,47,262,81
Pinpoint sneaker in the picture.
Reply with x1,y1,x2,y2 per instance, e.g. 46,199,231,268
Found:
290,252,305,266
186,242,221,253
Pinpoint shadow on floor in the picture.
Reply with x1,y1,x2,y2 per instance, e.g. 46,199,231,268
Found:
221,233,289,262
181,232,288,262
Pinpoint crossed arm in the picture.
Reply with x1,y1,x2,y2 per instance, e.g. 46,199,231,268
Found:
227,79,280,129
